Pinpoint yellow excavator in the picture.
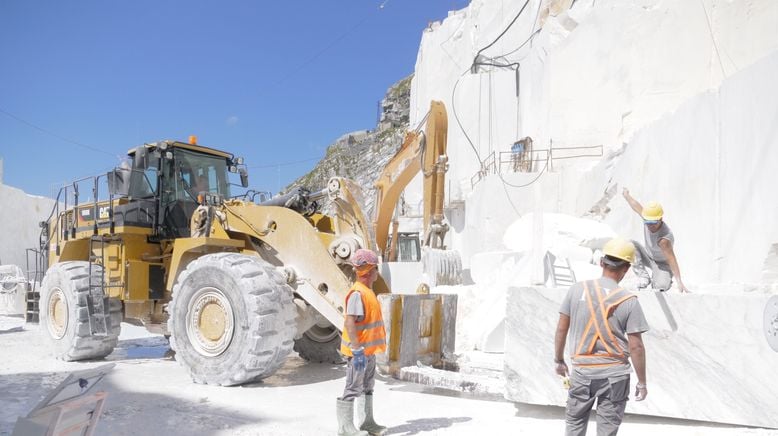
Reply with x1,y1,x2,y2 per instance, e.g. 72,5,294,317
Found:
373,100,462,287
35,138,387,385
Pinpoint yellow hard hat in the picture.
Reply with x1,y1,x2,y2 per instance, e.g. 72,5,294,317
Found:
602,238,636,265
641,201,664,221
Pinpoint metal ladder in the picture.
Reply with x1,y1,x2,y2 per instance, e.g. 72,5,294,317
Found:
86,235,124,336
543,251,577,288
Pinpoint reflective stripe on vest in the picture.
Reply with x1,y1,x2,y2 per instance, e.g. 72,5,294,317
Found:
340,282,387,357
572,280,636,368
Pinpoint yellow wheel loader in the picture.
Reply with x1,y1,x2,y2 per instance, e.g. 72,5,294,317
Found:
35,139,387,385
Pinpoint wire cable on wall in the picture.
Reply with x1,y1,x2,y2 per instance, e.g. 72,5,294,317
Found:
493,27,543,62
451,67,484,166
499,172,522,216
458,0,534,160
698,0,728,78
448,0,554,200
473,0,532,63
499,155,548,188
479,0,543,68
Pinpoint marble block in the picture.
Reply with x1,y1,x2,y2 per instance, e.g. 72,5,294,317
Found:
469,250,528,285
504,286,778,428
379,261,423,294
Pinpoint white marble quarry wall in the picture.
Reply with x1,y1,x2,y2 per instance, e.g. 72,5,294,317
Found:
436,45,778,291
411,0,778,188
505,286,778,428
442,51,778,359
603,51,778,286
0,183,55,273
409,0,778,289
542,0,778,148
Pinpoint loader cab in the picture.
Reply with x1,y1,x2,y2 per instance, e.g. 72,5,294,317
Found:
159,144,233,239
168,147,231,204
117,140,241,240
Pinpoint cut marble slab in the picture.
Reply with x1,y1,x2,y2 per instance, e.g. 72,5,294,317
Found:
505,286,778,429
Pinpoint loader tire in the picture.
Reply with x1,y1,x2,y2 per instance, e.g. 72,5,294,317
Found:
40,261,122,361
168,253,297,386
294,323,345,364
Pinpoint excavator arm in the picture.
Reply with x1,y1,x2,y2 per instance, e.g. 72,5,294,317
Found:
374,100,449,260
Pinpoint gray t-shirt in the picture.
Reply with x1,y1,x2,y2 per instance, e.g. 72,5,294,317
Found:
346,291,365,323
644,222,674,265
559,277,650,379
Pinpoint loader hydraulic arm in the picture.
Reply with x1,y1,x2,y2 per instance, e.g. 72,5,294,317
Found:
194,177,386,331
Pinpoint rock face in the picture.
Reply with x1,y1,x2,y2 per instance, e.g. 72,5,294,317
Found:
286,75,412,219
505,286,778,429
378,76,411,131
0,183,55,271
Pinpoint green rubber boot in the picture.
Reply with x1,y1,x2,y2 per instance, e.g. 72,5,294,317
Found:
336,399,369,436
356,395,387,435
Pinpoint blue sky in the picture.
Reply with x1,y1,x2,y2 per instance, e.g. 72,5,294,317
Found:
0,0,466,198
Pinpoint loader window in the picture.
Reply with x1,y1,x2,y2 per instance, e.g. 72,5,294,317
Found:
158,149,230,238
128,166,157,198
126,146,158,199
174,149,230,202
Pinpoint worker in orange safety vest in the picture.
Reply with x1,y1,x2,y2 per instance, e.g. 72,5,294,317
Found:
554,238,650,436
336,248,387,436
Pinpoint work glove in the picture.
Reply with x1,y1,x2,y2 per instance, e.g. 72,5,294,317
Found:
635,382,648,401
351,347,366,372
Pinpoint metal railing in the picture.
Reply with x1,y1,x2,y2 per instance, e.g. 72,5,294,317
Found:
470,142,603,189
30,172,119,324
547,144,604,167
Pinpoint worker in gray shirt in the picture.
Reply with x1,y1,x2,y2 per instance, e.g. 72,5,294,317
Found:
622,188,689,292
554,238,649,436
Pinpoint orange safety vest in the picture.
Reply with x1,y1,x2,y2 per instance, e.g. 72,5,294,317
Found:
572,280,636,368
340,282,387,357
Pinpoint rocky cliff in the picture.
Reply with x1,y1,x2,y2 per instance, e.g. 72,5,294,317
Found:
285,75,412,217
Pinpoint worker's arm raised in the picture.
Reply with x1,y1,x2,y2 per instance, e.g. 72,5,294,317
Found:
554,314,570,377
622,188,644,216
628,332,648,401
658,238,689,293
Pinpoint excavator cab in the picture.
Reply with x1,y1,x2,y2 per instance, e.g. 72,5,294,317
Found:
391,232,421,262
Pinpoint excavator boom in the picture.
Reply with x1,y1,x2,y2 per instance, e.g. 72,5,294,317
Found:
374,100,449,258
372,101,461,286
